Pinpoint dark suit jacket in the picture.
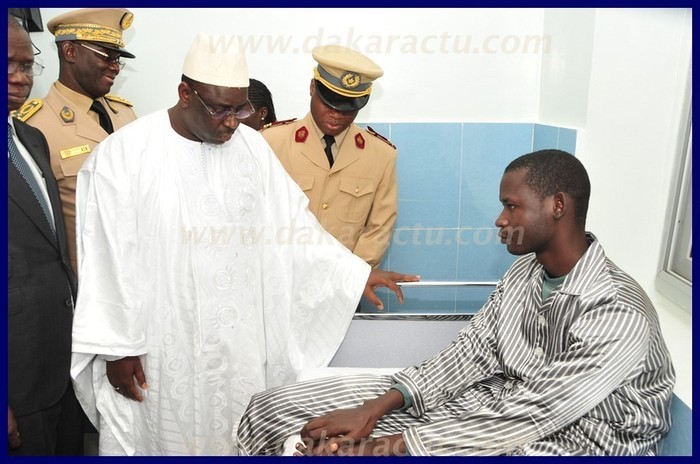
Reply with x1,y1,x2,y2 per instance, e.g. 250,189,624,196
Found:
8,118,77,417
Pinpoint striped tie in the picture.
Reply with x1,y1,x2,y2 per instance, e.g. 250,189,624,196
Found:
8,122,56,237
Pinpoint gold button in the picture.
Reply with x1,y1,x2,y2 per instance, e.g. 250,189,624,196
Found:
322,203,328,210
355,187,359,193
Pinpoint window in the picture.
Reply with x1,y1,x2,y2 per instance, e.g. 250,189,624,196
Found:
657,98,692,312
670,133,692,282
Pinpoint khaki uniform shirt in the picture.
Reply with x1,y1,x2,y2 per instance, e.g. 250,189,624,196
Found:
18,81,137,273
263,113,398,267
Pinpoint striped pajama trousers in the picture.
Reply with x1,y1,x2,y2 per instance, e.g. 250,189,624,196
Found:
236,374,486,456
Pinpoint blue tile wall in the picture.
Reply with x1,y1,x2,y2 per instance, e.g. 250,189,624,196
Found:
533,124,559,151
534,124,578,154
363,122,576,313
457,232,514,282
558,128,578,154
391,124,463,229
461,123,534,228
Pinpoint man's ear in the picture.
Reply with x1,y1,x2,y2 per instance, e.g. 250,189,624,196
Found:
60,41,76,64
309,79,316,97
178,82,191,108
552,192,566,220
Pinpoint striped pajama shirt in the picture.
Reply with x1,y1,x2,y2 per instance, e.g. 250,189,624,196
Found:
237,235,675,456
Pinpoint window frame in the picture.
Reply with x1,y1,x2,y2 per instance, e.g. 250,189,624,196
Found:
656,84,692,312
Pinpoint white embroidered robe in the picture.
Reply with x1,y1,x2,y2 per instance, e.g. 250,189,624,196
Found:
71,110,369,455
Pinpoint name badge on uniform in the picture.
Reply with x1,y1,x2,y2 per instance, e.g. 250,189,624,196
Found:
60,144,91,159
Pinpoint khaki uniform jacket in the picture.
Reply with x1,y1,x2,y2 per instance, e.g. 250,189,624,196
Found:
263,113,397,267
18,81,137,273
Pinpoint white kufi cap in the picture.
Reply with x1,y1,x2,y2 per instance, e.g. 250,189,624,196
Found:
182,33,249,87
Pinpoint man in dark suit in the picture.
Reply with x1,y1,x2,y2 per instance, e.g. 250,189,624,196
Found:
7,16,84,455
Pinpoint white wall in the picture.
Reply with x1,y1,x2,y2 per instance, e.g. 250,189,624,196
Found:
27,7,692,404
574,9,692,406
539,8,595,128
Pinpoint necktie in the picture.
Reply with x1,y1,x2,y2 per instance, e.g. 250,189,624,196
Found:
8,122,56,237
322,134,335,168
90,99,114,134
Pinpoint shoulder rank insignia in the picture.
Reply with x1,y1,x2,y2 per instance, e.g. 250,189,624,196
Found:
367,125,396,149
295,126,309,143
262,118,297,131
60,106,75,123
104,94,134,107
355,133,365,149
104,94,133,115
12,98,43,122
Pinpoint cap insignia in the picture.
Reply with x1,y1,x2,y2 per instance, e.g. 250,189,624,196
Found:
120,12,134,30
341,72,361,89
295,126,308,143
60,106,75,123
355,133,365,149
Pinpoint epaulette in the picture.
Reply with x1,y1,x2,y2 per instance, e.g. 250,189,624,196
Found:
367,125,396,149
12,98,43,122
262,118,296,131
104,94,133,107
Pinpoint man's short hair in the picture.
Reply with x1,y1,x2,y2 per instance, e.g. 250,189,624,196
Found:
505,149,590,227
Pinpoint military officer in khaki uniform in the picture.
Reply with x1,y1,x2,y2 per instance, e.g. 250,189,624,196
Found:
15,8,137,273
263,45,397,268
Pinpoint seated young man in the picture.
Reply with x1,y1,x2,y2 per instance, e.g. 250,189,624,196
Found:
235,149,675,456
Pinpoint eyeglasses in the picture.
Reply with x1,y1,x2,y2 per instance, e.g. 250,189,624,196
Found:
8,61,44,77
191,88,255,120
77,42,125,69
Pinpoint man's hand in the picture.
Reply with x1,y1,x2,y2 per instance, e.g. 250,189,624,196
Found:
298,406,377,456
8,407,20,450
300,405,378,454
363,269,420,310
106,356,148,402
295,390,406,456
